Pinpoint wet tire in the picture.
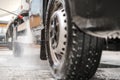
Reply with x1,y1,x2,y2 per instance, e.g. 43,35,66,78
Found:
7,42,13,50
13,42,22,57
45,0,104,80
13,27,22,57
63,26,104,80
6,34,13,50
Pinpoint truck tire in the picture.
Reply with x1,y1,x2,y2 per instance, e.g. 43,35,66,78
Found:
45,0,104,80
6,33,13,50
13,27,21,57
6,37,13,50
13,42,22,57
8,42,13,50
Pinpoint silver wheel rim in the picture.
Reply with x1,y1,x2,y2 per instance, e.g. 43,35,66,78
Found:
48,0,68,77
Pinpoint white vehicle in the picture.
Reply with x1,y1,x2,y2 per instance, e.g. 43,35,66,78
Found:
0,21,7,44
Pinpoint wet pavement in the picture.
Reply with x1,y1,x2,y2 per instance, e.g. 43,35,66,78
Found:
92,51,120,80
0,45,119,80
0,45,54,80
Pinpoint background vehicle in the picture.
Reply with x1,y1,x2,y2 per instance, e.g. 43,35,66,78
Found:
6,0,120,80
5,0,29,56
0,21,7,47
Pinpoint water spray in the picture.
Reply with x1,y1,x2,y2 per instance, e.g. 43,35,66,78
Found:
0,8,23,19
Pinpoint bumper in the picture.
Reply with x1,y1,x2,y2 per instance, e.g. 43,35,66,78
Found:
68,0,120,38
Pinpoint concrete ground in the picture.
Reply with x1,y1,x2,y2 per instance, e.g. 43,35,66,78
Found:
0,45,54,80
0,45,119,80
92,51,120,80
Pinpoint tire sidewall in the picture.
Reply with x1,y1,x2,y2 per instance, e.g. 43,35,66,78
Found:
45,0,72,79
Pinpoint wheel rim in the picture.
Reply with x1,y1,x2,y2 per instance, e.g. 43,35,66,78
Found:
48,0,68,76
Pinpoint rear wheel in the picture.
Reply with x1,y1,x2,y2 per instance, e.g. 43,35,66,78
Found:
13,42,22,57
7,39,13,50
13,27,22,57
6,31,13,50
45,0,104,79
7,37,13,50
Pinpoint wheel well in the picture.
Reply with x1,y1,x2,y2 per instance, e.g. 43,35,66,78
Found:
104,38,120,51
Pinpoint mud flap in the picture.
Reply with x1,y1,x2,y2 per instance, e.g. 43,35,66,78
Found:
40,29,47,60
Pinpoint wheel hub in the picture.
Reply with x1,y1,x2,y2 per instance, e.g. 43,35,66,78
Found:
50,15,59,49
49,9,68,65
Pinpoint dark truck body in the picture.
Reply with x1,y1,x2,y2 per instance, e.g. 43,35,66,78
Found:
67,0,120,38
42,0,120,52
66,0,120,50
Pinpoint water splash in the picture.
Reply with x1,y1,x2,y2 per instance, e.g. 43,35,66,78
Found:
21,20,34,44
14,20,34,57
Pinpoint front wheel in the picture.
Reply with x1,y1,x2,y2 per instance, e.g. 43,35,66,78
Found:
45,0,104,79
